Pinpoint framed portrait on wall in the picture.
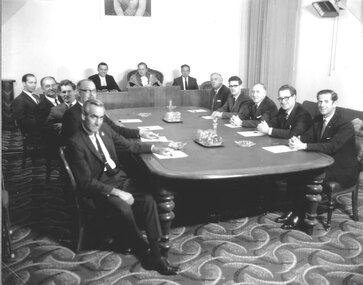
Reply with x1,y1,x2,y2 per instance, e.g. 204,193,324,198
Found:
104,0,151,17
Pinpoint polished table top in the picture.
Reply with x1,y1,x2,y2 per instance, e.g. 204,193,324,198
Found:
107,107,334,180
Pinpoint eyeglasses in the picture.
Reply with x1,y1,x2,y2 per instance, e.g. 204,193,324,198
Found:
277,95,293,102
79,89,97,94
61,90,73,94
229,85,240,88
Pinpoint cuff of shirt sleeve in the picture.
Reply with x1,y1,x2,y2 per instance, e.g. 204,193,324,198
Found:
268,127,273,136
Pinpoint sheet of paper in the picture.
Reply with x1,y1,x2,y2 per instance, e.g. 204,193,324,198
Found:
237,131,264,137
153,150,188,159
138,126,164,131
263,145,297,153
188,109,208,113
225,123,241,128
141,136,168,142
119,118,142,123
201,115,213,120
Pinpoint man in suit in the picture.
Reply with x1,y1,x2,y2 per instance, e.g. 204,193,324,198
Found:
257,84,312,138
12,73,41,139
209,73,231,111
277,90,359,230
212,76,252,119
61,79,158,144
230,83,278,128
127,62,161,88
46,79,78,134
88,62,121,92
66,99,178,275
172,64,199,90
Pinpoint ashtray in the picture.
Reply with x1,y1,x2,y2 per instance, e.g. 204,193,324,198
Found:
168,141,187,150
235,140,256,147
138,113,152,118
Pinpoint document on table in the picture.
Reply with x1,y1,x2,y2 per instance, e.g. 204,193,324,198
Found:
225,123,241,128
263,145,297,153
188,109,208,113
119,119,142,123
153,150,188,159
141,136,168,142
237,131,264,137
201,115,213,120
138,126,164,131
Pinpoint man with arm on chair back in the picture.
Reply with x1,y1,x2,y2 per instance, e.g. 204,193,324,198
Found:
88,62,121,92
127,62,161,88
66,99,179,275
257,84,312,138
279,90,359,230
172,64,199,90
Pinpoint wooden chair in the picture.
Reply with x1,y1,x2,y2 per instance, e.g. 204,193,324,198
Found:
127,68,164,84
199,81,212,90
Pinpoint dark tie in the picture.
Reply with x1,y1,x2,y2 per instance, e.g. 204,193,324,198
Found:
184,78,188,90
95,135,107,162
31,94,39,104
252,104,257,117
211,89,217,110
55,98,60,105
320,118,328,138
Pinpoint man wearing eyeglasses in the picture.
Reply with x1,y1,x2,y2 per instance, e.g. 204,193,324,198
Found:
257,84,312,138
61,79,158,144
211,76,251,119
230,83,278,128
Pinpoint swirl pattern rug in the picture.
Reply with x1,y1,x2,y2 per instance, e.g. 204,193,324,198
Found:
2,130,363,285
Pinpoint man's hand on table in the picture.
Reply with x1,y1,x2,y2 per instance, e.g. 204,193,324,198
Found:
151,146,174,156
211,111,222,118
140,130,159,139
230,115,243,126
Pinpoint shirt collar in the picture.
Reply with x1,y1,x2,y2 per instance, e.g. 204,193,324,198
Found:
45,95,58,105
323,110,335,124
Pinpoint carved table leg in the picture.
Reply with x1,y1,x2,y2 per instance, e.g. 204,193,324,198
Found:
304,170,325,235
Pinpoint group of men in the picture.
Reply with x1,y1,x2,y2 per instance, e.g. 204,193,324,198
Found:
88,62,199,91
11,70,359,274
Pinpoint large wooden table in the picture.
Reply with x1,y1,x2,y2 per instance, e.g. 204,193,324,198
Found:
107,106,334,250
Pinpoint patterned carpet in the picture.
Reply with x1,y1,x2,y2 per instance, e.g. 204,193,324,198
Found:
2,130,363,285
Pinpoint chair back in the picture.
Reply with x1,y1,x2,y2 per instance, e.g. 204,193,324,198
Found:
127,68,164,84
59,146,77,192
200,81,212,90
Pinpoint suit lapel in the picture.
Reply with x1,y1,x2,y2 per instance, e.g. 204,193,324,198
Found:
80,129,104,163
321,112,337,141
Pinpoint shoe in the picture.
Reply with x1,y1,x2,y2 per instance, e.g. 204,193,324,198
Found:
281,215,300,230
275,211,293,223
143,256,179,275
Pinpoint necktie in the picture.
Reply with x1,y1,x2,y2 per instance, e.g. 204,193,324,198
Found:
31,94,39,104
55,98,60,105
320,118,328,138
252,104,257,117
184,78,188,90
211,89,217,110
95,135,118,176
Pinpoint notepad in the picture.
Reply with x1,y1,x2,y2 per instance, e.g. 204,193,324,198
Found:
153,150,188,159
119,119,142,123
201,116,214,120
138,126,164,131
141,136,168,142
225,124,240,128
262,145,297,153
188,109,208,113
237,131,264,137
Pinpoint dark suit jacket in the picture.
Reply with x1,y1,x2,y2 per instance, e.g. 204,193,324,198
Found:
12,91,40,136
241,96,278,128
218,90,252,119
301,109,359,188
210,85,231,111
61,102,139,144
66,123,151,197
88,74,121,92
46,102,69,126
37,95,64,126
172,76,199,90
270,103,312,139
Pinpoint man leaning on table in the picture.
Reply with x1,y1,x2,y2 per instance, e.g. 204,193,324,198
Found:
230,83,278,128
257,84,312,138
66,99,179,275
212,76,251,119
277,89,359,230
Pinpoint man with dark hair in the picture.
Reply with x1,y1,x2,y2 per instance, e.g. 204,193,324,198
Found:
257,84,312,138
230,83,278,128
88,62,121,92
209,73,231,111
277,89,359,230
172,64,199,90
66,99,178,275
12,73,40,138
212,76,252,119
127,62,161,87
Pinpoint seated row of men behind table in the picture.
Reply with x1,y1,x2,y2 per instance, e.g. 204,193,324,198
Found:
88,62,199,91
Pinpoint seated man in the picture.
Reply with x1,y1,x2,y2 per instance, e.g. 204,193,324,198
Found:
278,89,359,230
209,73,231,111
230,83,278,128
172,64,199,90
61,79,157,144
88,62,121,92
66,99,178,275
12,73,41,140
46,79,78,134
212,76,251,119
257,84,312,138
127,62,161,88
